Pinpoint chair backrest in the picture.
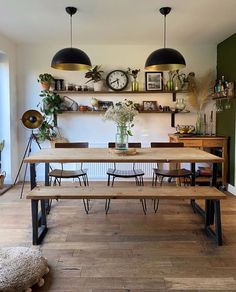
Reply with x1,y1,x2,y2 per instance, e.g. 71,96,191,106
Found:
55,142,89,148
108,142,141,148
151,142,184,148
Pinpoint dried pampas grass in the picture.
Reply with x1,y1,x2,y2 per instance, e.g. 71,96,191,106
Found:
187,70,214,111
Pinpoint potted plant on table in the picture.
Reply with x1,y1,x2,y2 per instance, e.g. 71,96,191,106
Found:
103,100,138,150
85,65,104,91
37,73,54,90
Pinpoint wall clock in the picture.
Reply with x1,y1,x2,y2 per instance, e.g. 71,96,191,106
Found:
106,70,129,91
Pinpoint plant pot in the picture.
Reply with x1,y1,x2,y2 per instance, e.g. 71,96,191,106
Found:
0,171,6,189
41,81,51,91
93,80,104,91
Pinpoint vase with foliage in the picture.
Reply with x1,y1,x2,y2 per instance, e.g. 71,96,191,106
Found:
103,100,138,150
127,68,140,92
37,73,54,90
85,65,104,91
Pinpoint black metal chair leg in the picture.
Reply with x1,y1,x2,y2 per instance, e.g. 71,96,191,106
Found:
154,199,159,213
155,174,158,186
111,176,115,187
160,176,164,186
140,199,147,215
82,199,89,214
105,199,111,214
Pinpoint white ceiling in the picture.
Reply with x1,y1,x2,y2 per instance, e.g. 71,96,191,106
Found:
0,0,235,45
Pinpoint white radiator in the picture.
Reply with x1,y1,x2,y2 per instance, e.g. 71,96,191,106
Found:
80,162,157,180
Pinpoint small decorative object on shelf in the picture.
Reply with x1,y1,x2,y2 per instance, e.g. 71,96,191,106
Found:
176,125,195,135
54,79,64,91
103,100,138,150
142,101,158,111
175,98,186,111
145,72,163,91
127,67,140,91
195,112,203,135
212,76,234,99
37,73,54,91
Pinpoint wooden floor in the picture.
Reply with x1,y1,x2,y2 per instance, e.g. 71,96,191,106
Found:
1,182,236,291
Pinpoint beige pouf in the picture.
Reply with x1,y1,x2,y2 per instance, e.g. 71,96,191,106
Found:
0,246,49,292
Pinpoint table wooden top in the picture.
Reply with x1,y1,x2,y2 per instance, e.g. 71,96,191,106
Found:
24,147,224,163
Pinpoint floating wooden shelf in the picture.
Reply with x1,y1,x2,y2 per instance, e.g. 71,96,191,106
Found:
55,90,188,102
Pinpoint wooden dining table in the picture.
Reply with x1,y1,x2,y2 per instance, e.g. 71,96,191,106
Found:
24,147,225,244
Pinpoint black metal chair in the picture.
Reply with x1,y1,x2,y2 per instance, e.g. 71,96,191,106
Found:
106,142,146,214
107,142,144,186
151,142,193,212
48,142,90,213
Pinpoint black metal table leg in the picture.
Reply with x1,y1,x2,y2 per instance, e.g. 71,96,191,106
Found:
30,163,36,190
214,200,223,246
190,163,196,212
44,163,51,214
31,199,48,245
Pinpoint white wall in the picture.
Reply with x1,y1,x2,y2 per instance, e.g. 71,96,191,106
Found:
16,42,216,180
0,33,17,184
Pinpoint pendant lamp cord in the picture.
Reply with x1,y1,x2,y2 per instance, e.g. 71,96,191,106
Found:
164,14,166,48
70,14,72,48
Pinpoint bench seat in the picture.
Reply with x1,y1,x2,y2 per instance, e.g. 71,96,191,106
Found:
26,185,226,246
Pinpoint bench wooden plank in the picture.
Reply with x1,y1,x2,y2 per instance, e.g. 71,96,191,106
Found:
27,186,226,200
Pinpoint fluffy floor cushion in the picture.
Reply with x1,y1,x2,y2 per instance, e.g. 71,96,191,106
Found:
0,246,49,292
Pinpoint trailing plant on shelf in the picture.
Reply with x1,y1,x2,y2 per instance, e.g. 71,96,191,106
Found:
39,90,63,116
37,73,54,90
36,91,63,142
35,119,58,142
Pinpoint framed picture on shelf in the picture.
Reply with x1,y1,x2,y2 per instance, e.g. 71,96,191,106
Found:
145,72,163,91
143,101,158,111
98,101,113,110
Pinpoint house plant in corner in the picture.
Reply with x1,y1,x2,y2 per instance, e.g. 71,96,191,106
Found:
103,100,138,150
0,140,6,189
37,73,54,90
85,65,104,91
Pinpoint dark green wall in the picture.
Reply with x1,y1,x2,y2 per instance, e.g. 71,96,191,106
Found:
217,33,236,185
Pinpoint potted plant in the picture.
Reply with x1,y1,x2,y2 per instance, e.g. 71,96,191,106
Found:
127,67,140,91
0,140,6,189
37,73,54,90
85,65,104,91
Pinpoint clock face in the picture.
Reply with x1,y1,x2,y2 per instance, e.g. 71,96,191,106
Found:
106,70,129,91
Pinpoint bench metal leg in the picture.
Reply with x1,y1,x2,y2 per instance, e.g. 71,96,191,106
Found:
31,199,48,245
205,199,223,246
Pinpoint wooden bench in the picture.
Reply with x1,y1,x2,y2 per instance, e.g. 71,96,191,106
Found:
27,185,226,246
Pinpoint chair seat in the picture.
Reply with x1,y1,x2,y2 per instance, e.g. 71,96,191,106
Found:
153,168,192,178
49,169,88,178
107,168,144,178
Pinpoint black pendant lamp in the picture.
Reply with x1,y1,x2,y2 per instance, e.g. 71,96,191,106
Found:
145,7,186,71
51,7,91,71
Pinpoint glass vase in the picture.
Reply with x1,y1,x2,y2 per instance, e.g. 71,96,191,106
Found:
115,125,128,150
175,98,186,111
131,78,139,91
195,112,203,135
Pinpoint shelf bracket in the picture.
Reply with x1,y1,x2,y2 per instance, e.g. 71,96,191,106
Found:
172,92,176,102
171,113,175,128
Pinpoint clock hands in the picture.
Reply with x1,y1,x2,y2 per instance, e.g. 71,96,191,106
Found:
110,78,119,85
